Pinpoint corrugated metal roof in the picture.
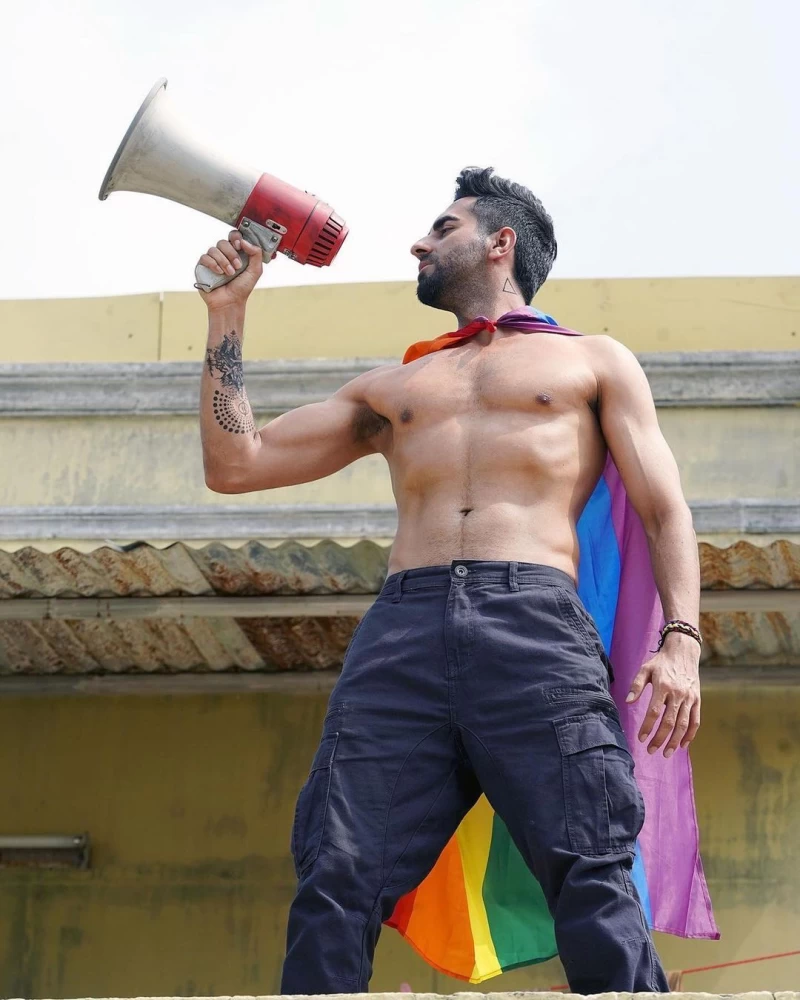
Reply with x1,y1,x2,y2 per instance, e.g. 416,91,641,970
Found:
1,538,798,600
699,539,800,589
0,539,390,599
0,539,798,675
0,615,358,675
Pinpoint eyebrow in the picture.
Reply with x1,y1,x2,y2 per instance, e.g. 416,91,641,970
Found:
430,214,460,234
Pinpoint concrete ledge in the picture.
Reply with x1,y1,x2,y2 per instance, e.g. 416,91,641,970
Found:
1,590,797,622
1,499,798,541
1,351,798,416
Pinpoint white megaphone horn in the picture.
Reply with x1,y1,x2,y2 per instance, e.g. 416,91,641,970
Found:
99,78,348,291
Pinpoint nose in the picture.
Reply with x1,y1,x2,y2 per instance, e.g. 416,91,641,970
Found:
410,237,431,260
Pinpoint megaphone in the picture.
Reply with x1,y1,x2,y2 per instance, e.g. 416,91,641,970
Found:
99,78,348,291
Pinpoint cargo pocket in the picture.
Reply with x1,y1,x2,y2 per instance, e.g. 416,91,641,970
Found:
555,714,644,856
291,733,338,877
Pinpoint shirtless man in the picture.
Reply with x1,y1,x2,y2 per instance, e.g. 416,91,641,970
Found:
196,167,701,994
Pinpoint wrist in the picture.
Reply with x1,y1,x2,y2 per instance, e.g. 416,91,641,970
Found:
662,629,701,649
207,303,246,333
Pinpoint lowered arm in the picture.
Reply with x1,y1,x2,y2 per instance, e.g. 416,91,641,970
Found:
592,336,701,757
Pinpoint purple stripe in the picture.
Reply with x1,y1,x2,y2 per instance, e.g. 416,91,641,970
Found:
604,458,719,938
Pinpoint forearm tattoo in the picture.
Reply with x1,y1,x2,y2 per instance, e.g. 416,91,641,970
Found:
205,332,256,435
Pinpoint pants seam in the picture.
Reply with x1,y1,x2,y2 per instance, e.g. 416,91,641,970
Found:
383,763,461,889
620,862,663,991
378,723,452,887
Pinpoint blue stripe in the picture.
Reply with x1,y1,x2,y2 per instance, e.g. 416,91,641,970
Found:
576,475,621,653
632,839,654,925
577,476,653,927
531,307,559,326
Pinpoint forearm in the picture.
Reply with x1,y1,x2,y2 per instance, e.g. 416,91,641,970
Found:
643,504,700,628
201,305,263,490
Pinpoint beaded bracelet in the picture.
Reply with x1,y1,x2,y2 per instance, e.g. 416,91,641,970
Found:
657,619,702,650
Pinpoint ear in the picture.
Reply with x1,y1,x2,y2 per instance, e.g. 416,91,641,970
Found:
487,225,516,262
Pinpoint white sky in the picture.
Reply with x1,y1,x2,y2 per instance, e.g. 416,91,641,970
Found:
2,0,799,300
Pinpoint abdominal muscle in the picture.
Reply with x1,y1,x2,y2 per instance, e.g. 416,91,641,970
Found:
388,497,582,579
384,417,607,580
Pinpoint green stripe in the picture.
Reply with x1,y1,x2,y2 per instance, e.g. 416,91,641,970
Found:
482,813,557,970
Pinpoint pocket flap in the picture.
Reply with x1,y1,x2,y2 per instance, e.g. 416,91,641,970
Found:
555,715,629,757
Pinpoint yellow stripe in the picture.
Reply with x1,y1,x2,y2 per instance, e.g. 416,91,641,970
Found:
455,794,501,982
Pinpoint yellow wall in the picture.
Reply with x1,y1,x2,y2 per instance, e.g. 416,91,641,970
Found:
1,684,798,998
0,408,795,544
2,276,798,361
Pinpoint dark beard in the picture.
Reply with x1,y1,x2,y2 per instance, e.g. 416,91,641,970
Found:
416,241,484,311
416,264,446,308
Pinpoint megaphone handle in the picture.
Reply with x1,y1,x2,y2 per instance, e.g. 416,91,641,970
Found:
193,218,285,292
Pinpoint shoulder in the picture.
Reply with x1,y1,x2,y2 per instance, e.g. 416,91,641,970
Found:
334,362,402,403
579,334,643,382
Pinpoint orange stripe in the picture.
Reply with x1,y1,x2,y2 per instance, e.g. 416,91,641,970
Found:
402,333,460,364
398,834,475,980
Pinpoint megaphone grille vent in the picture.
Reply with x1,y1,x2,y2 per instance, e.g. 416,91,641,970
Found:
307,212,346,267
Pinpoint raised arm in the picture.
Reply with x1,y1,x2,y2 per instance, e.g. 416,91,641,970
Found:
591,336,701,758
197,231,391,494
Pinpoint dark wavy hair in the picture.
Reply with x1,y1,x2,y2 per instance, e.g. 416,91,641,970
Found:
454,167,557,303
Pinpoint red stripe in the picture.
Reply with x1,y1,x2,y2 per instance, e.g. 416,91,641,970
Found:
386,888,417,935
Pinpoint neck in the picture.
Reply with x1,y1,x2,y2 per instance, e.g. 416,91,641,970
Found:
453,281,527,329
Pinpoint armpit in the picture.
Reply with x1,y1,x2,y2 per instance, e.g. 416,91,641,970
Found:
352,402,391,443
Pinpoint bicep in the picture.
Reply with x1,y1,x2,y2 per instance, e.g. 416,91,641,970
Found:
261,393,384,487
222,392,383,492
596,341,686,529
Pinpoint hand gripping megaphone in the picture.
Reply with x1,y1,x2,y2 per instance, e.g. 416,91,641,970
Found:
99,78,348,291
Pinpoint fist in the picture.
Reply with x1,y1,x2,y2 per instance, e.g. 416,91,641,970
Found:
196,230,269,310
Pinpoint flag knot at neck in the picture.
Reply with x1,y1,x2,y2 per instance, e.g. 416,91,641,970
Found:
449,316,497,340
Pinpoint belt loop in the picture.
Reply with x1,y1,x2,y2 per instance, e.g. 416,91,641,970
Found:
392,570,407,603
509,561,519,592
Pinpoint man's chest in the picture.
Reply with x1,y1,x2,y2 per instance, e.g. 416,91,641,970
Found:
376,338,597,424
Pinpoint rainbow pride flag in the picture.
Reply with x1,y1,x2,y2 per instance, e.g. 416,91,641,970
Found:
386,309,719,983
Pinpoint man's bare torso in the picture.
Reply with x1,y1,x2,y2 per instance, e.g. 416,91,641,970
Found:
358,329,607,580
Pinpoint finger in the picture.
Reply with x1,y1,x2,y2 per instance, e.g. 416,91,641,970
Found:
199,252,225,276
626,665,651,704
663,700,691,758
242,241,264,276
240,237,263,258
229,229,243,251
648,695,679,754
215,239,243,271
638,686,666,743
681,700,701,749
208,247,237,277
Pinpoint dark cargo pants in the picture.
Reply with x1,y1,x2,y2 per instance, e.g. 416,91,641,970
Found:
281,560,668,994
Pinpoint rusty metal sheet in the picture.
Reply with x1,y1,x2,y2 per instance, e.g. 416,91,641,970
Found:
0,539,391,599
700,611,800,667
0,538,798,675
699,538,800,589
0,615,359,675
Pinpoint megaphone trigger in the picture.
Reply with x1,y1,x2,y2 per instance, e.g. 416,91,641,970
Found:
193,218,285,293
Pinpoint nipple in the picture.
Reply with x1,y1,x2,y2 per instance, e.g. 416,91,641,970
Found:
536,393,552,405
